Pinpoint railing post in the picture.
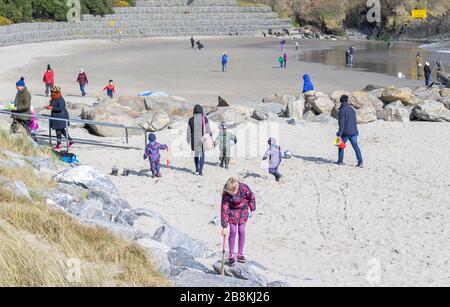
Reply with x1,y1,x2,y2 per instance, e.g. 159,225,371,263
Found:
65,120,69,152
48,118,52,147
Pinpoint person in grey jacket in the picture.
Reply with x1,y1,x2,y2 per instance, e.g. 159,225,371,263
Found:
187,104,212,176
337,95,363,167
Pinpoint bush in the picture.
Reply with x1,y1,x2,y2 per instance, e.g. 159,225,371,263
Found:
0,16,12,26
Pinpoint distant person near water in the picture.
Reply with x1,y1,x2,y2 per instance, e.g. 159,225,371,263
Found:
302,74,314,93
336,95,363,168
77,68,89,97
187,104,212,176
278,54,284,68
296,42,299,51
263,137,283,182
424,62,432,87
221,52,229,72
196,40,205,50
221,178,256,266
346,46,354,66
103,80,116,99
191,36,195,49
416,52,424,77
144,133,168,178
10,77,31,134
283,53,288,68
43,64,55,97
45,85,73,152
214,122,237,169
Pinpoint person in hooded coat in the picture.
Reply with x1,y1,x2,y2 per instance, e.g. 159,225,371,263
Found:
10,77,32,134
337,95,363,167
424,62,432,87
302,74,314,93
187,104,212,175
45,85,73,151
263,137,283,182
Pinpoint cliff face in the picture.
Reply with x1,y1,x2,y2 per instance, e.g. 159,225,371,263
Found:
246,0,449,39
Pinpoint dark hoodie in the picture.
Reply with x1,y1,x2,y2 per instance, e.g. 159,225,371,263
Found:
188,104,211,154
302,74,314,93
337,97,358,138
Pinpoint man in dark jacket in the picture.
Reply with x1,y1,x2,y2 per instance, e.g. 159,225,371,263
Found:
187,104,212,176
10,78,32,134
337,95,363,167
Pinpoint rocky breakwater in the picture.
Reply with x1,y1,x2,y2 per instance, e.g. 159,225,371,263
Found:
2,148,289,287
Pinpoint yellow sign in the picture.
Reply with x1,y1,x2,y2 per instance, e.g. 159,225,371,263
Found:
110,20,116,27
412,9,427,19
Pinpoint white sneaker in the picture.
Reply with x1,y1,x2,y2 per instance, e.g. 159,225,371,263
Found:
195,172,200,176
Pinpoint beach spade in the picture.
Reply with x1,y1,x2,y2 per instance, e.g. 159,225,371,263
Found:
220,234,226,276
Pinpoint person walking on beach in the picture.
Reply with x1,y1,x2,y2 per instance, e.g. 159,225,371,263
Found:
221,178,256,265
103,80,116,99
191,36,195,49
221,52,229,72
349,45,354,62
10,78,31,134
283,53,288,68
45,85,73,152
296,41,299,51
214,122,237,169
336,95,363,168
143,133,168,178
43,64,55,97
424,62,432,87
76,69,88,97
416,52,424,77
302,74,314,93
187,104,212,176
263,137,283,182
278,54,284,68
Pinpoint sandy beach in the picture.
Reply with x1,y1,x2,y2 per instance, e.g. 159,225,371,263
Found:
0,38,448,286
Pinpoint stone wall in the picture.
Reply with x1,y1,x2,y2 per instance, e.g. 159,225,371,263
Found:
0,0,291,46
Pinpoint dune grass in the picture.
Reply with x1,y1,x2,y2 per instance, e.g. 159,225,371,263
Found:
0,130,171,287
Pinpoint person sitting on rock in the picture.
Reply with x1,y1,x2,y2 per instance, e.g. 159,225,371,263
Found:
263,137,283,182
302,74,314,93
221,178,256,266
336,95,363,168
144,133,168,178
214,122,237,169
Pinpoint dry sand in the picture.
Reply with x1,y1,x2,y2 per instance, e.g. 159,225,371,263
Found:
0,38,448,286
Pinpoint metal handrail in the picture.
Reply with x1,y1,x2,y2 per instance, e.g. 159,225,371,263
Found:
0,109,148,151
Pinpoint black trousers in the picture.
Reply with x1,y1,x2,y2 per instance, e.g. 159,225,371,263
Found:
56,129,72,145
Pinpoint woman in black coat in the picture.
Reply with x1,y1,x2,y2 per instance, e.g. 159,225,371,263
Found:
45,85,73,151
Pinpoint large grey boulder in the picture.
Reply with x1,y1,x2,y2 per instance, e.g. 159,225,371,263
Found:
413,86,442,102
308,114,338,125
437,71,450,87
152,225,208,258
168,247,211,275
213,260,269,286
54,166,119,195
172,269,261,287
413,100,450,122
262,94,297,108
350,91,384,111
355,105,377,124
305,91,334,114
136,237,171,276
438,97,450,110
377,101,410,122
381,87,418,106
208,106,252,127
252,103,283,121
303,110,317,121
284,96,305,119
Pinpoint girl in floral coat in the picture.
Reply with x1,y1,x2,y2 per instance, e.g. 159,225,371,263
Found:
221,178,256,265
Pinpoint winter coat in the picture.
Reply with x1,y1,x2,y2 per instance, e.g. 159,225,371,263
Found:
221,182,256,228
263,144,282,169
12,88,31,121
187,108,212,156
337,101,358,137
424,65,432,77
222,54,228,64
43,70,55,85
302,74,314,93
77,72,88,85
144,142,168,162
49,96,70,130
215,131,237,158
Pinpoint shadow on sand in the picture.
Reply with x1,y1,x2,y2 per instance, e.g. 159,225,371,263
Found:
293,155,335,165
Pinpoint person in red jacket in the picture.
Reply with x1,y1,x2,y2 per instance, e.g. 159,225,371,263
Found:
76,68,88,97
43,64,55,97
103,80,116,99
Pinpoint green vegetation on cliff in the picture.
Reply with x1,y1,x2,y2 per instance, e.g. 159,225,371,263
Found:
0,0,135,24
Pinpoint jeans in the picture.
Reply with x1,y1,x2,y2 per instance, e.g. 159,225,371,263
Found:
194,150,205,175
80,84,86,96
338,134,363,163
222,62,227,72
10,119,30,134
45,83,53,96
229,223,246,257
283,61,287,68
